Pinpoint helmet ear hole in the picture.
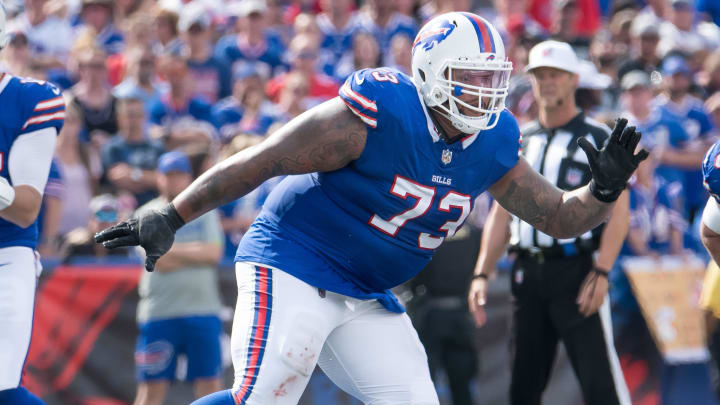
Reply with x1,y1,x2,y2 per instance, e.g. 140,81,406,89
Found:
418,69,426,83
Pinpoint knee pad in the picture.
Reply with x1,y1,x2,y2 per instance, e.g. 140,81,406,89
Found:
190,389,235,405
0,387,46,405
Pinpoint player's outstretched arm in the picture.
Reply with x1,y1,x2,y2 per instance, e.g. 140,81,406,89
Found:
489,118,648,239
96,97,367,271
173,97,367,221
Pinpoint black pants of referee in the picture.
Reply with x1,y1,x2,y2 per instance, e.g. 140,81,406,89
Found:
509,252,629,405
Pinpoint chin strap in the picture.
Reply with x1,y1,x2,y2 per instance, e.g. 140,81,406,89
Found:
428,107,471,144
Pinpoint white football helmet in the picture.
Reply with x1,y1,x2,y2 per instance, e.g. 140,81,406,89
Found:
411,12,512,134
0,1,9,50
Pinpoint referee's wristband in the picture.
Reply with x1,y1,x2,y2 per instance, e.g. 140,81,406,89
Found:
472,273,490,280
592,267,610,278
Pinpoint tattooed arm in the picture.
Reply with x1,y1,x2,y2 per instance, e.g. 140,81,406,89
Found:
95,98,367,271
173,97,367,222
488,157,612,239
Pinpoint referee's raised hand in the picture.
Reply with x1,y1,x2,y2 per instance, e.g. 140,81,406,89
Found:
578,118,649,203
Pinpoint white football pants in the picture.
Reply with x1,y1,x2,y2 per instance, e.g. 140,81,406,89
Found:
0,246,41,390
230,262,439,405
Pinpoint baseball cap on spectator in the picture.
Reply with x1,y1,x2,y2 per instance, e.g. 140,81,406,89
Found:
178,3,211,32
229,0,267,18
621,70,651,91
578,60,612,90
662,55,691,76
525,40,580,75
90,194,119,223
158,150,192,175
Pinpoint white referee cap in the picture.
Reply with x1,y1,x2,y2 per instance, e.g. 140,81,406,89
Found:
525,40,580,75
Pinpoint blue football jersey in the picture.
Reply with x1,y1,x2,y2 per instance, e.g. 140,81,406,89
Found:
236,68,520,312
0,73,65,249
703,140,720,201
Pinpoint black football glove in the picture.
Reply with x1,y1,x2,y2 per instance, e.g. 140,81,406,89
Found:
94,203,185,272
577,118,649,203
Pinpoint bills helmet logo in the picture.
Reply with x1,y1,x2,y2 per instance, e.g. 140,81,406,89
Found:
412,19,456,53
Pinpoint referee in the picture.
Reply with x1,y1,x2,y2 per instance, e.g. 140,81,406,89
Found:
468,41,632,405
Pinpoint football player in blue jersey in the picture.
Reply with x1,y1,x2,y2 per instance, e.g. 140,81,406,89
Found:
0,2,66,404
97,12,648,405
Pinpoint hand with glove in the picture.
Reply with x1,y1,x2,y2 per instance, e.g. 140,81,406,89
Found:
578,118,649,203
94,203,185,272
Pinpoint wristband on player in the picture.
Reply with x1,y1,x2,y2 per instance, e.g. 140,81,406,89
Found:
472,273,490,280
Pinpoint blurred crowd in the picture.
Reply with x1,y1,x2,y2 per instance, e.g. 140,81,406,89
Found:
0,0,716,265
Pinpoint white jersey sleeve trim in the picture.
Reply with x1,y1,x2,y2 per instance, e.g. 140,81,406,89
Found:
8,127,58,195
702,198,720,235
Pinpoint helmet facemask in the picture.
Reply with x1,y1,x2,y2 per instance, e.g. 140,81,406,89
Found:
429,58,512,134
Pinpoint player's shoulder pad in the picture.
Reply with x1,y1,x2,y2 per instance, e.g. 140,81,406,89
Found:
17,77,65,134
338,68,414,130
703,140,720,197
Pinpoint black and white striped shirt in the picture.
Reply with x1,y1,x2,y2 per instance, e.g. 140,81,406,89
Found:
510,113,611,251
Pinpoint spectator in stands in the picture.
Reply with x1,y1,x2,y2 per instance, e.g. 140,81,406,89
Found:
624,154,687,256
0,31,32,77
212,64,277,142
608,9,635,51
6,0,73,67
658,0,713,57
149,49,216,130
67,45,119,145
78,0,125,55
700,51,720,97
215,0,286,79
273,70,311,120
102,96,164,206
179,2,231,104
317,0,359,77
55,100,98,238
333,30,382,82
357,0,417,64
153,8,181,55
60,193,131,261
113,46,162,116
620,70,695,187
589,32,621,84
133,150,224,405
388,33,412,74
106,14,156,86
617,18,661,81
575,59,613,118
550,0,591,51
266,34,339,106
490,0,546,42
655,55,716,220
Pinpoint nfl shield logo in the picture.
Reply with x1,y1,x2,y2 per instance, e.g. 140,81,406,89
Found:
566,167,583,187
441,149,452,164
